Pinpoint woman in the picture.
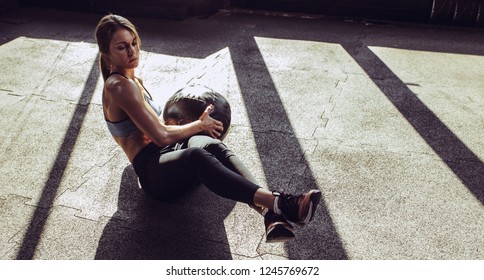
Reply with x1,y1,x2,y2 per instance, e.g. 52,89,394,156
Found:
95,14,321,243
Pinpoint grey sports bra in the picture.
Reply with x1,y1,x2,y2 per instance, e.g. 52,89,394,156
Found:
104,72,162,137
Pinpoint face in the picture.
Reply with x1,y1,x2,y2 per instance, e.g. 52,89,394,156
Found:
107,28,140,70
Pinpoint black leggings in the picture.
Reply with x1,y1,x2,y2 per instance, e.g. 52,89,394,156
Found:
132,135,261,204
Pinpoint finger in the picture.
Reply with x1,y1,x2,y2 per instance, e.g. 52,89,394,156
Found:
205,104,214,113
199,105,212,120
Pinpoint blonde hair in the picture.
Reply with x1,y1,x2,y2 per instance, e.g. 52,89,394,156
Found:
94,14,141,81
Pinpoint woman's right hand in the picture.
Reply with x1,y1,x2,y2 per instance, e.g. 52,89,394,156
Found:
198,104,224,138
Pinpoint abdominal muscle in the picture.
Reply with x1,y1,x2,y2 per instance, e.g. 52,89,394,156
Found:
112,131,152,163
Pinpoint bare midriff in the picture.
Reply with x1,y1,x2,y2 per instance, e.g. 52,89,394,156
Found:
112,131,152,163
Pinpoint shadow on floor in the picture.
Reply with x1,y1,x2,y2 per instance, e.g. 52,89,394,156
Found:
95,165,236,259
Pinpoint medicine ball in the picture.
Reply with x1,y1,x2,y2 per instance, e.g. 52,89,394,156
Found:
163,85,231,140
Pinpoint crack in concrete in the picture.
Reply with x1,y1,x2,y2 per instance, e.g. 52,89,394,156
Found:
41,58,96,92
34,43,71,96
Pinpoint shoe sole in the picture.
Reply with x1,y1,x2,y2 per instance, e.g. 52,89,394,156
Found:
266,222,295,243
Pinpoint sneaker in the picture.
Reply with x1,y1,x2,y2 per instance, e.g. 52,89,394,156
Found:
273,190,322,226
264,209,295,243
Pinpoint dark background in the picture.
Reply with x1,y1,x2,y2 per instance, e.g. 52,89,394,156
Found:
1,0,483,27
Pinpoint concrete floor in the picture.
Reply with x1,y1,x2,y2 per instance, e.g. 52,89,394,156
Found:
0,7,483,260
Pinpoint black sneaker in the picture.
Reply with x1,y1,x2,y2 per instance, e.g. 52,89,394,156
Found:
273,190,322,226
264,209,295,243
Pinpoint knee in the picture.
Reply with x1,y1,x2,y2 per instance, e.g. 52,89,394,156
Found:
188,135,222,149
187,136,234,160
204,141,235,159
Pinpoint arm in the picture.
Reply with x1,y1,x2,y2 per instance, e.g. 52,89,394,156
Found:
109,78,223,146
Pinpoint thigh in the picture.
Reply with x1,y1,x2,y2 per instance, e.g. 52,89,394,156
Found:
188,135,258,184
143,148,200,201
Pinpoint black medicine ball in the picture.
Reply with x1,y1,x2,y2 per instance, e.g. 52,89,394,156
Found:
163,85,231,139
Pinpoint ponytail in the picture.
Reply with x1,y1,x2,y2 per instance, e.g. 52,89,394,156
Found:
99,53,111,82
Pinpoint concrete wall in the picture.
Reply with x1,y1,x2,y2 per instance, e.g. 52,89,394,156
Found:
14,0,484,26
234,0,432,22
0,0,19,12
18,0,226,19
430,0,484,26
233,0,484,27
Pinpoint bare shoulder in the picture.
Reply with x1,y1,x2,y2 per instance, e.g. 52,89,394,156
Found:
105,76,141,102
105,75,132,94
104,76,145,117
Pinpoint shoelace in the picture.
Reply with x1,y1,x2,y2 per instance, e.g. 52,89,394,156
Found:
272,191,300,221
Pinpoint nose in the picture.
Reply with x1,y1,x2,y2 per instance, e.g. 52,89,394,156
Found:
126,45,136,56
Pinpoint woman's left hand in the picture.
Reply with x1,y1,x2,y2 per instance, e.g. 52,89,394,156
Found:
198,105,224,138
